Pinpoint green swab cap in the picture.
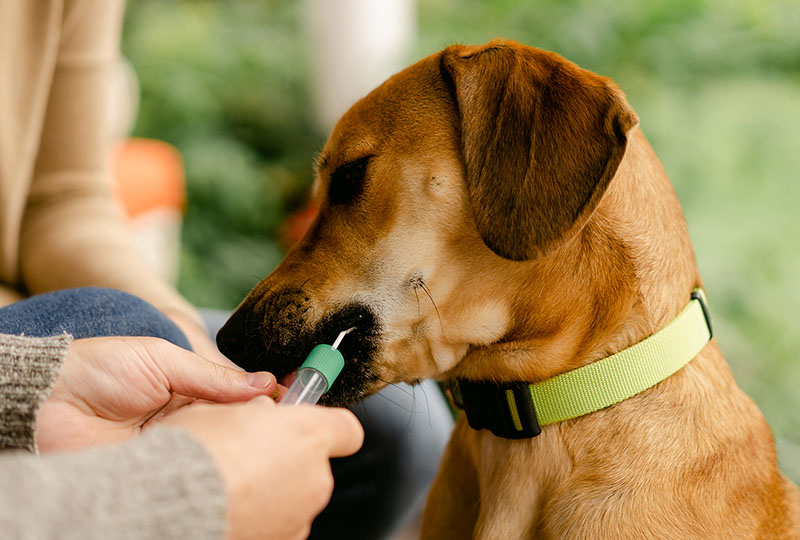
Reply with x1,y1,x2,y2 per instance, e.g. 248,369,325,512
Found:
299,344,345,393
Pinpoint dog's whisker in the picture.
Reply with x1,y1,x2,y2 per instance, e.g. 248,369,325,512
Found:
420,281,444,332
372,381,418,414
376,376,416,396
406,384,417,433
349,399,372,425
373,378,430,433
377,395,416,415
416,381,434,431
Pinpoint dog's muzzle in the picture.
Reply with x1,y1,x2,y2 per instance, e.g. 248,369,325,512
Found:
217,290,383,405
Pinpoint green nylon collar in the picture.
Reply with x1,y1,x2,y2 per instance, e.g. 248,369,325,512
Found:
451,289,712,438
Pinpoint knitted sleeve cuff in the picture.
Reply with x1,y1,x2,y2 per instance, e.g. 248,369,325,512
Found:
0,426,227,540
0,333,72,452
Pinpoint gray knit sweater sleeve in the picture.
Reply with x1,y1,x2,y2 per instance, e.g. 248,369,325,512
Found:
0,427,227,540
0,333,71,452
0,333,228,539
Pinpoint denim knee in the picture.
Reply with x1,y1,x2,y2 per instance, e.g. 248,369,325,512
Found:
0,287,191,350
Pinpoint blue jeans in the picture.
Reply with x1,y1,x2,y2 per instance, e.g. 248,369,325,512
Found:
1,288,453,540
0,287,191,349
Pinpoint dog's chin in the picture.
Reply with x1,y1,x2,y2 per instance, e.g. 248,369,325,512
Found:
258,303,383,407
316,378,377,407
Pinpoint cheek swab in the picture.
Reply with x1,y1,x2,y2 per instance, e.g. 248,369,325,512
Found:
280,327,355,406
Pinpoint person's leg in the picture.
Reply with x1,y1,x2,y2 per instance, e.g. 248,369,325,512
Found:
0,287,190,349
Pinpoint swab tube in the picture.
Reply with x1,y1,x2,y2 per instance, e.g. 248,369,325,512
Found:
281,328,354,406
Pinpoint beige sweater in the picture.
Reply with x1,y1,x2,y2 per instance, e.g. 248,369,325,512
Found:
0,0,199,325
0,333,227,539
0,3,227,537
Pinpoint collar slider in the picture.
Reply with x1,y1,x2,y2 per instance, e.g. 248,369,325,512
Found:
454,379,542,439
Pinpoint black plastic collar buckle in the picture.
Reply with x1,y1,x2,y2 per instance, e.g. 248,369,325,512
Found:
450,379,541,439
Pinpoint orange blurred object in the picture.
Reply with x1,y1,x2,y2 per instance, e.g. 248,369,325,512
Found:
110,137,186,284
281,199,319,249
112,138,186,217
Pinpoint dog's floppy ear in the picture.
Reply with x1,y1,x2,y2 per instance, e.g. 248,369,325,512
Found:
440,40,639,260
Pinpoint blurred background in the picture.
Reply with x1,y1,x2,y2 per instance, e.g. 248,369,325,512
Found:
120,0,800,481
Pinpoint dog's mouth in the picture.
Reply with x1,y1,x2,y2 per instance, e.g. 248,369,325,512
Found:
278,326,356,388
295,305,381,405
219,300,382,406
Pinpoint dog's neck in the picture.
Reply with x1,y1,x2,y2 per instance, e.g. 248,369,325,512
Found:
448,288,711,438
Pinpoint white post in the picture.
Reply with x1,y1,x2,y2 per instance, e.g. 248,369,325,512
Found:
304,0,416,131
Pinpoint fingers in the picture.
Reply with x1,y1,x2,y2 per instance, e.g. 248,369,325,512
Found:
147,342,277,403
138,338,362,458
248,395,276,405
307,407,364,458
245,399,363,457
161,399,361,540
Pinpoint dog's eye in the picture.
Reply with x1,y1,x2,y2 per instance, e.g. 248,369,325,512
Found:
328,156,371,205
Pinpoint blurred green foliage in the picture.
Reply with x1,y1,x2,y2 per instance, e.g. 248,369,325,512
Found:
123,1,322,308
122,0,800,480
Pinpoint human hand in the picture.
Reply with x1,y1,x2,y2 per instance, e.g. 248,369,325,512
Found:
163,399,364,540
36,336,277,452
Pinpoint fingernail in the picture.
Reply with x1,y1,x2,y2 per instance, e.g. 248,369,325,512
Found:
246,371,274,388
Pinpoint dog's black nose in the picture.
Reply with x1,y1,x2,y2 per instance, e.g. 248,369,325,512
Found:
216,311,249,368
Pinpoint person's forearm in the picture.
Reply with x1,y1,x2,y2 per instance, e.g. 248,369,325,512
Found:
0,427,227,540
0,333,71,452
18,0,203,329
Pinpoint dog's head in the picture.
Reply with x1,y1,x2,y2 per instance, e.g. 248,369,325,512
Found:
217,40,639,405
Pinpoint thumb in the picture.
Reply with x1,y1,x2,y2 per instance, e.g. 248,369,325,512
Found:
146,342,277,403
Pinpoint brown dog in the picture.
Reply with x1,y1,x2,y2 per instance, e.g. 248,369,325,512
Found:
217,39,800,538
